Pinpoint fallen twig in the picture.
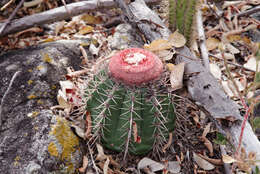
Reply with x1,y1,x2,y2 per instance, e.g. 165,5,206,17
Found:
0,0,160,37
0,0,25,36
88,144,100,174
233,6,260,18
196,7,210,70
0,0,15,11
0,71,21,127
208,53,255,72
61,0,70,14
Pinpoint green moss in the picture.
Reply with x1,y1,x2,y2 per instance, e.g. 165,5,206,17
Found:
48,116,79,173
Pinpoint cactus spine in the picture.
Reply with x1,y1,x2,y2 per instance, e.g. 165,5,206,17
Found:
84,48,175,155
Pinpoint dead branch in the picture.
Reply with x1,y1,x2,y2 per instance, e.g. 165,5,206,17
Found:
196,8,210,70
0,0,160,37
0,0,25,35
209,53,254,72
234,6,260,18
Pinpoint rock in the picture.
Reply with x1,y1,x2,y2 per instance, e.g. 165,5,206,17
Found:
0,40,84,173
107,24,144,50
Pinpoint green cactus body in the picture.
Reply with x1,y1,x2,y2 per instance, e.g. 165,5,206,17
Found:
169,0,197,41
84,48,175,155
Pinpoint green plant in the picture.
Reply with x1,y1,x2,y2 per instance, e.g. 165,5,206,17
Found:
84,48,176,156
169,0,197,41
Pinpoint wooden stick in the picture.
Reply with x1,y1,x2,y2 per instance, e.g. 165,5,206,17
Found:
208,53,255,72
233,6,260,18
0,0,160,37
0,0,15,11
0,0,25,35
196,8,210,70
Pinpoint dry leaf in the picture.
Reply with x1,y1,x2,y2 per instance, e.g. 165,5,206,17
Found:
79,46,88,64
227,34,241,42
226,43,240,54
202,123,211,138
103,157,110,174
57,90,70,108
66,69,88,79
15,27,43,37
81,14,102,24
70,124,85,139
222,80,240,97
222,154,236,163
137,158,164,172
85,111,92,139
202,137,214,157
79,25,94,35
206,37,220,51
144,39,172,52
167,161,181,173
193,152,215,170
170,62,185,91
79,156,88,173
162,133,172,153
96,144,107,161
156,50,175,61
244,57,260,72
222,1,243,9
168,30,186,48
55,21,66,36
197,154,223,165
209,63,222,80
166,63,175,71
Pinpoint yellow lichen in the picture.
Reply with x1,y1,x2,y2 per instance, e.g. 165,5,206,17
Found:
27,94,37,99
51,85,57,90
13,156,20,166
37,65,44,70
37,100,44,105
27,111,39,118
27,80,33,85
28,69,33,72
48,116,79,173
42,53,53,63
48,142,59,157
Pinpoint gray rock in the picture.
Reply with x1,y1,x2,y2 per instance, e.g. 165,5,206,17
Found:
108,24,144,50
0,40,84,174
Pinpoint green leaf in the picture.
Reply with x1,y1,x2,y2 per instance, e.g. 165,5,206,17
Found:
213,132,228,145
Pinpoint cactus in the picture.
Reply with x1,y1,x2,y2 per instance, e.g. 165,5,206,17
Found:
84,48,176,155
169,0,197,42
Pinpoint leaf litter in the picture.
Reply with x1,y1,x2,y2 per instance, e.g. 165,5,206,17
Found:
1,0,260,173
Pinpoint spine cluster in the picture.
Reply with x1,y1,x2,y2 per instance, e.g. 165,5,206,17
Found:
84,69,175,155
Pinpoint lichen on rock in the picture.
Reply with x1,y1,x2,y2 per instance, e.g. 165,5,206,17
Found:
48,116,80,174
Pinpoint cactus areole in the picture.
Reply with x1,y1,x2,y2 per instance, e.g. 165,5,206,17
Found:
85,48,175,155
